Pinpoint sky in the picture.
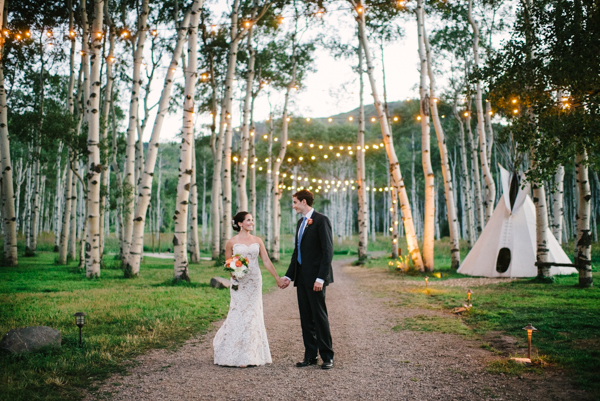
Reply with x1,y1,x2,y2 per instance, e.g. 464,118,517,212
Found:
144,1,422,143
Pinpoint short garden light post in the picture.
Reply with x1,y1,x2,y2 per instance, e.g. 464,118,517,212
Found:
73,312,87,347
522,323,537,360
425,276,429,289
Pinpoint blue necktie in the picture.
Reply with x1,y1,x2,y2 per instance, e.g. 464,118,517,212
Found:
297,217,307,264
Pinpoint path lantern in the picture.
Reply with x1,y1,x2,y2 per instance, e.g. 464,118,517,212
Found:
73,312,87,347
522,323,537,360
425,276,429,289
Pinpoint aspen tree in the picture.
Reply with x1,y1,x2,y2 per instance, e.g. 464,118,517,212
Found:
467,0,495,222
356,37,368,261
173,0,203,281
421,7,460,268
84,0,105,278
465,98,484,235
453,92,476,246
271,71,295,261
0,0,17,265
99,3,116,258
576,152,592,287
237,4,259,212
354,2,423,270
122,0,150,261
125,9,193,276
189,135,201,263
415,0,434,270
220,0,243,254
551,166,565,243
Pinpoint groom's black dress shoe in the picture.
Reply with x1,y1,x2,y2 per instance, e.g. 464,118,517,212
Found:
296,358,318,367
321,360,334,370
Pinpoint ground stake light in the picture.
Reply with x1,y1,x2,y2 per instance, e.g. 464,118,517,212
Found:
74,312,87,347
425,276,429,289
522,323,537,360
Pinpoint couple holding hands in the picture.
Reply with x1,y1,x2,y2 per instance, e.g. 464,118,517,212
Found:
213,189,335,370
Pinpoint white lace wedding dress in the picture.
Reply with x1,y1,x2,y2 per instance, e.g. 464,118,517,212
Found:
213,243,272,367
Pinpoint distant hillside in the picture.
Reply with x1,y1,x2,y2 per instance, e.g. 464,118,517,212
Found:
250,100,408,135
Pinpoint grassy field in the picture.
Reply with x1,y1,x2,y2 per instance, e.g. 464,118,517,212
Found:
361,238,600,396
0,245,290,401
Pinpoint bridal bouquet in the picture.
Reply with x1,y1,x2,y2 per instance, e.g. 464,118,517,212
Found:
224,255,249,290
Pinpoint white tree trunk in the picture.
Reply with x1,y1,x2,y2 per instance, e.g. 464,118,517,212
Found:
84,0,104,278
124,9,193,276
356,38,368,260
455,102,476,246
465,102,484,236
551,165,565,243
485,100,494,165
0,62,17,265
220,0,242,255
237,9,257,212
357,11,424,270
99,13,116,258
575,152,592,287
533,179,551,279
265,115,273,252
271,86,294,261
52,143,64,252
416,3,435,270
69,161,78,260
467,0,495,223
58,153,73,264
173,2,201,281
421,8,460,268
189,134,201,263
122,0,150,261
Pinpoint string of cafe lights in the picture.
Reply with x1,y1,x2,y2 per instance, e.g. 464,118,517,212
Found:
274,173,396,194
231,140,385,167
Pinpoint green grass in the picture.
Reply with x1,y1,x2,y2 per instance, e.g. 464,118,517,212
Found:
392,314,473,337
0,251,289,401
365,238,600,395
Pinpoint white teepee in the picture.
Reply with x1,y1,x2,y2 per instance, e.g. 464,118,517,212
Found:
458,165,577,278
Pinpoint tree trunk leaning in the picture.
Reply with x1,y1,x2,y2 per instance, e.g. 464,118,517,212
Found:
421,8,461,268
124,9,193,276
357,11,424,270
122,0,150,262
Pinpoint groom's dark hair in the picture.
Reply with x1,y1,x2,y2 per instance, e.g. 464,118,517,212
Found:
293,189,314,207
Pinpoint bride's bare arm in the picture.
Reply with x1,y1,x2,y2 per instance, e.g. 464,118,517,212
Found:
225,240,234,279
257,238,281,283
225,240,233,260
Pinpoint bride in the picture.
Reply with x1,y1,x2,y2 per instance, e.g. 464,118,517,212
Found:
213,211,284,367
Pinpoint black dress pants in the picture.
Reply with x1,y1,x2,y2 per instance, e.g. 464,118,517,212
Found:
296,271,334,362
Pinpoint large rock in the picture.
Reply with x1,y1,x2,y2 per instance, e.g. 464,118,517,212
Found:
210,277,230,289
0,326,61,354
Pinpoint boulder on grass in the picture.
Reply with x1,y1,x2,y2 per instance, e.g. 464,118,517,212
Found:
1,326,61,354
210,277,230,289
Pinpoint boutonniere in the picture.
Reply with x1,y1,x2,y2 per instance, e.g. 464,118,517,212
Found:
307,218,313,225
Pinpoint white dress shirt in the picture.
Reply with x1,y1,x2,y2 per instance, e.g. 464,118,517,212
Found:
285,208,324,284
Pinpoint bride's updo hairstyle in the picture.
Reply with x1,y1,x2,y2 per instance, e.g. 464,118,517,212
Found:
232,211,250,232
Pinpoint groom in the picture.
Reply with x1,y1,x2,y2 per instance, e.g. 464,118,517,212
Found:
280,189,334,369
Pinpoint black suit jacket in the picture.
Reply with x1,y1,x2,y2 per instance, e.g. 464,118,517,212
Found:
285,211,334,287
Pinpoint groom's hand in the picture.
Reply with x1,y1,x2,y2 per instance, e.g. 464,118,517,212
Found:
280,277,290,289
313,281,323,292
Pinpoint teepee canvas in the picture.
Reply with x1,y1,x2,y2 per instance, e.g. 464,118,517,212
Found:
457,166,577,278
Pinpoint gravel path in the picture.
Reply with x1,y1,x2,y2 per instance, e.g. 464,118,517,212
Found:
87,259,589,400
